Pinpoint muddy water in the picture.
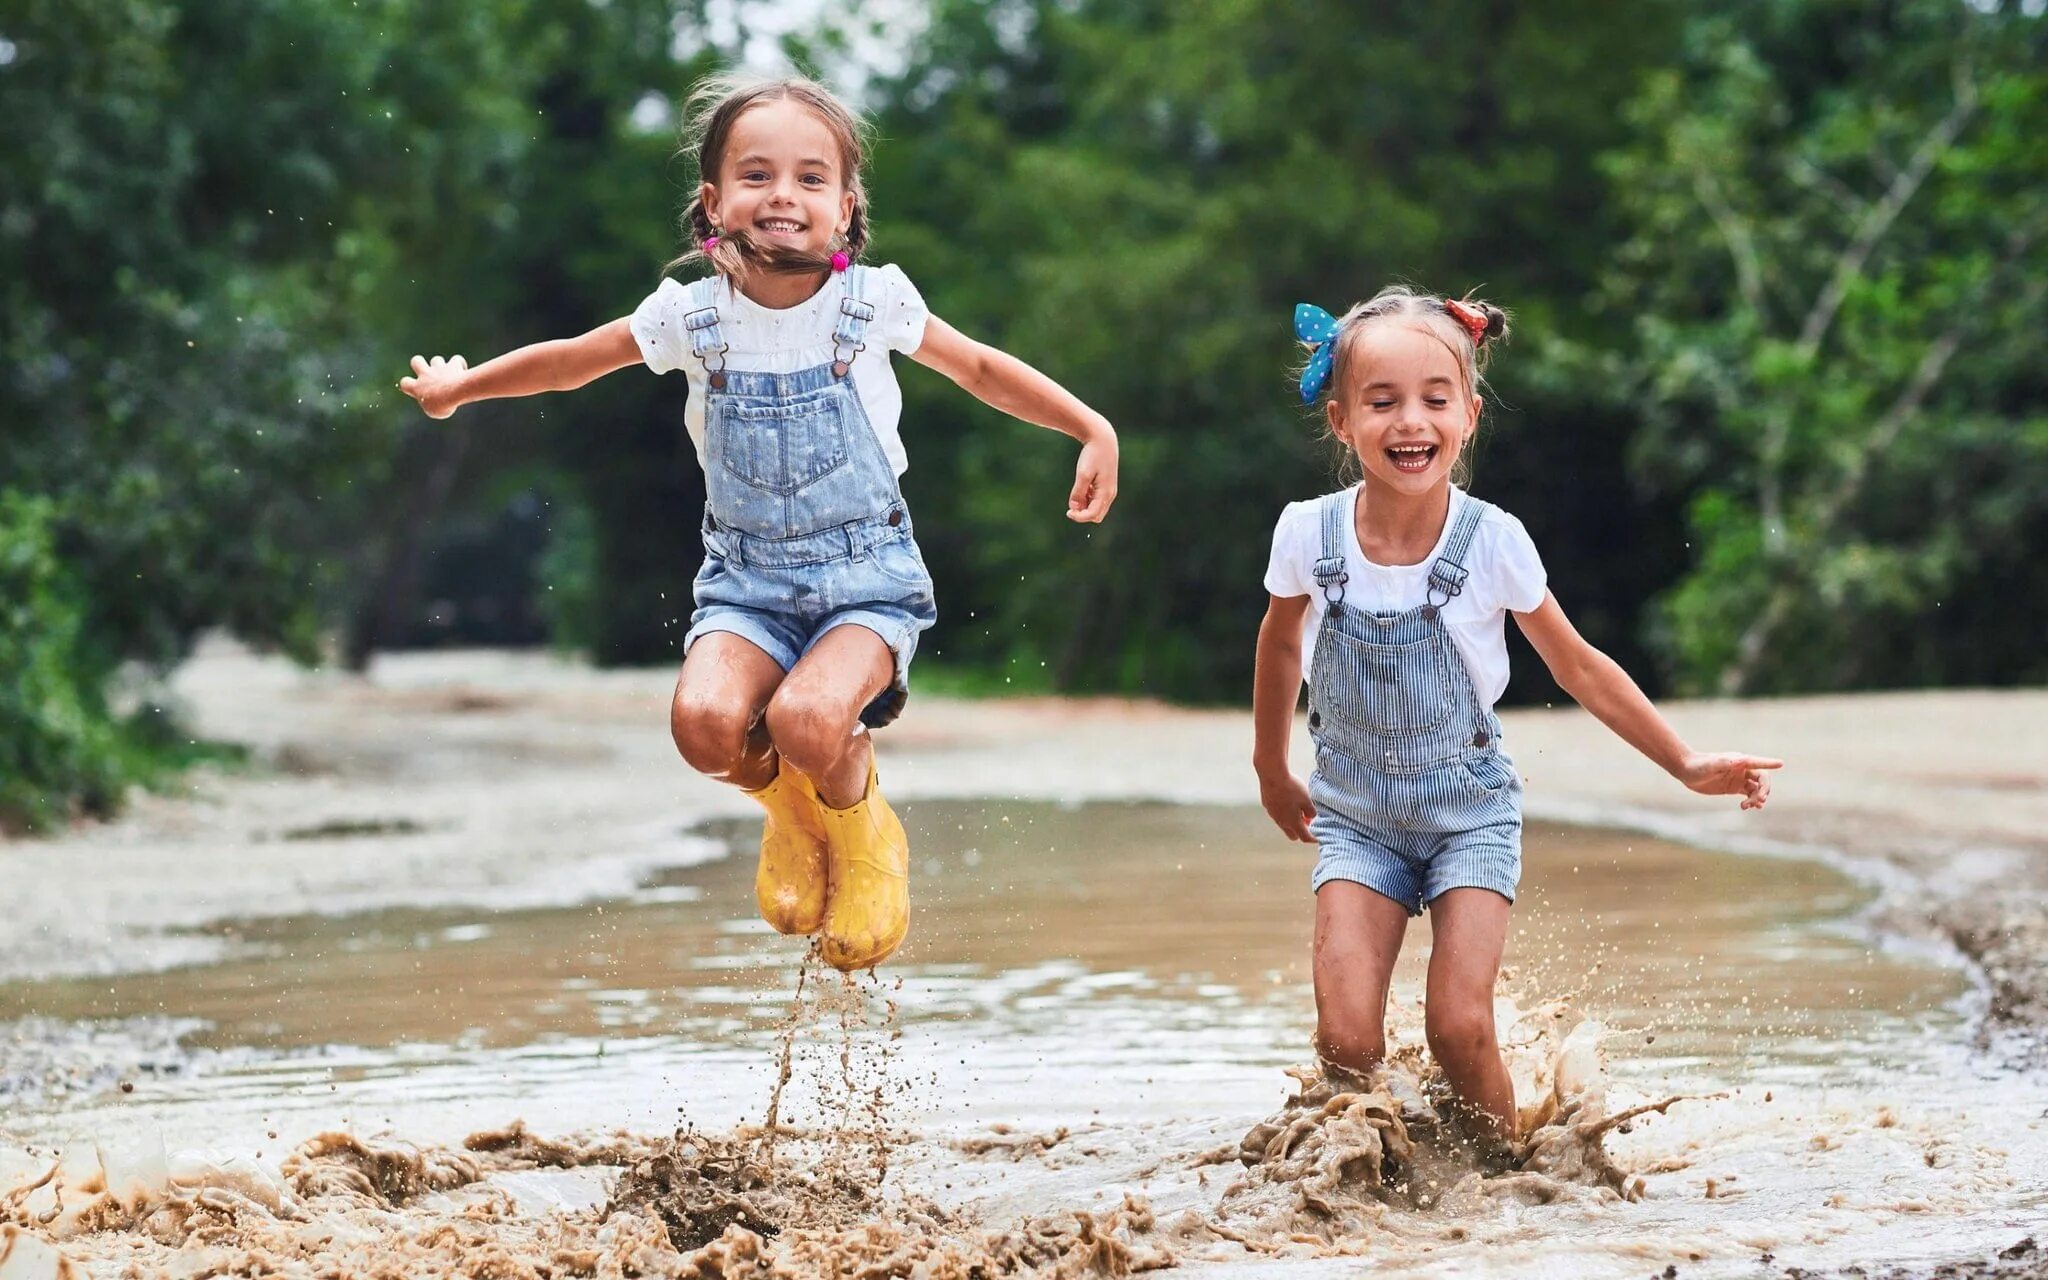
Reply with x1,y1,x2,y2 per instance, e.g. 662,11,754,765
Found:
0,804,1954,1072
6,799,2036,1277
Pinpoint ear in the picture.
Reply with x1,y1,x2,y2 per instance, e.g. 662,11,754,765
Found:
700,181,723,230
1465,394,1483,440
838,187,856,238
1325,395,1350,446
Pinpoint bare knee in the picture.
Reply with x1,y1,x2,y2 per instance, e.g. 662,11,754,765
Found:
764,688,856,780
1315,1016,1387,1079
1424,1002,1498,1068
671,690,756,779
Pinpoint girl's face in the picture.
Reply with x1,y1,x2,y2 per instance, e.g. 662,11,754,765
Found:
701,98,856,259
1326,322,1481,495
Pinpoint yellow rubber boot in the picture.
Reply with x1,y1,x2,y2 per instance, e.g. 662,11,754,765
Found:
746,757,829,936
817,760,910,971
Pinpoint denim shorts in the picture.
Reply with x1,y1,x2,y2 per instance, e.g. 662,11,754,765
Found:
1307,744,1524,915
684,516,938,728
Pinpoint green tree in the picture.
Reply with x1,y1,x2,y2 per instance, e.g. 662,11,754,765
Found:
1601,0,2047,694
0,0,607,825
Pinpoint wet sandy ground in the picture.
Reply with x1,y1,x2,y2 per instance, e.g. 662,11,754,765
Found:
2,642,2044,1276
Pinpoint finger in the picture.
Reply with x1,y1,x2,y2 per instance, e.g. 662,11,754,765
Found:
1075,484,1117,523
1741,757,1785,771
399,376,419,397
410,355,428,375
451,355,468,371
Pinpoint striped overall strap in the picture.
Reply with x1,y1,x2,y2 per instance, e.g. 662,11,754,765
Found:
1314,490,1350,607
1427,490,1490,604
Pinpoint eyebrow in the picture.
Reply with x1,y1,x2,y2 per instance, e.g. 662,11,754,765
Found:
1362,376,1456,391
732,153,836,170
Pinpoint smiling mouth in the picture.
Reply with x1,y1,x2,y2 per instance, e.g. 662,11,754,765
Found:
1385,443,1438,473
755,218,806,237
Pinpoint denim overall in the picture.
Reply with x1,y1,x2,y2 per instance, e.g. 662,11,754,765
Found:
1305,488,1523,913
679,266,937,727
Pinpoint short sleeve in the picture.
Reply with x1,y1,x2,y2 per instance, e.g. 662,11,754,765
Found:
629,277,693,375
1262,501,1318,599
869,264,930,354
1485,509,1548,614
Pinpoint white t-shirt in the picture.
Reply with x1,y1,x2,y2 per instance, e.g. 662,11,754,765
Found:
1263,487,1548,708
628,264,931,476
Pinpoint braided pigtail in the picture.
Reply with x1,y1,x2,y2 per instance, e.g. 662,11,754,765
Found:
841,188,871,263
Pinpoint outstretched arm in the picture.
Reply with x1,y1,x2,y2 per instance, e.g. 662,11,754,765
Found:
398,317,644,419
1253,593,1318,842
907,317,1119,523
1514,592,1781,809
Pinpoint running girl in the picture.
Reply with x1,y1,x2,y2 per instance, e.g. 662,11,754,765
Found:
1252,287,1775,1144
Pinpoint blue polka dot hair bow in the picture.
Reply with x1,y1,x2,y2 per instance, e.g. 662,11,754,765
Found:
1295,303,1340,404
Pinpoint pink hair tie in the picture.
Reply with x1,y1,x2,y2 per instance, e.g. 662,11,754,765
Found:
704,235,720,251
830,250,851,273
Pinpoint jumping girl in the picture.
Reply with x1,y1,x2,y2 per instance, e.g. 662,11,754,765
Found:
1252,287,1777,1145
400,75,1118,972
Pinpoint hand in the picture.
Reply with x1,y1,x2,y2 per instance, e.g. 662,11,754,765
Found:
1067,434,1119,523
399,354,469,419
1259,769,1317,843
1676,752,1782,810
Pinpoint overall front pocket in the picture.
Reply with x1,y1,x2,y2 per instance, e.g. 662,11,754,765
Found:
1315,629,1456,735
709,396,851,496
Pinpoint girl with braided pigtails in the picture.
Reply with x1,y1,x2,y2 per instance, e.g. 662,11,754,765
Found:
1251,286,1778,1151
400,75,1118,972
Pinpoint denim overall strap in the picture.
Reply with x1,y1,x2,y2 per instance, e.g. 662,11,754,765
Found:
1314,488,1351,608
681,276,730,388
1425,490,1489,610
830,265,876,378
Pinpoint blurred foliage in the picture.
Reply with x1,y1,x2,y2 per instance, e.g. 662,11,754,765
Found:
1598,0,2047,693
0,493,122,831
2,0,2042,827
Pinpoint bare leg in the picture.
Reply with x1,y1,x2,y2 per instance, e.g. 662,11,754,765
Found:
1424,887,1516,1142
670,633,787,792
764,625,894,809
1312,881,1411,1078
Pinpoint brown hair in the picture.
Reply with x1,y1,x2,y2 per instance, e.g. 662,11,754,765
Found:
664,74,872,284
1302,286,1512,484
